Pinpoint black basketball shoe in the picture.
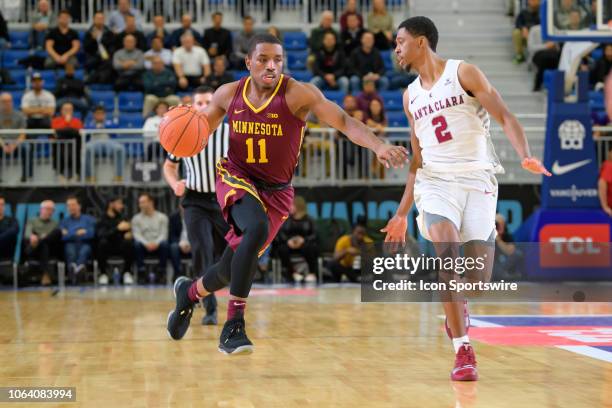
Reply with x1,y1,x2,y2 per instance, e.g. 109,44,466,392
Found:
218,316,254,355
166,276,195,340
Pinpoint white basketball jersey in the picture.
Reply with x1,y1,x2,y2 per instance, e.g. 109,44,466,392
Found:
407,59,503,173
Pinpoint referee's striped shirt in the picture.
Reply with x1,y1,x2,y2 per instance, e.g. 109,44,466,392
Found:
168,123,230,193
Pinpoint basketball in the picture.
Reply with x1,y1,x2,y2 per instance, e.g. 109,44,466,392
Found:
159,106,210,158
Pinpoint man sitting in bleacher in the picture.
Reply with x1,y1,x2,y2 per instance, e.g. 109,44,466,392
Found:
30,0,55,51
144,36,172,69
21,72,56,129
108,0,144,34
203,56,234,90
60,196,95,285
311,32,349,94
348,31,388,93
0,93,30,182
231,15,256,70
146,15,170,49
143,56,179,117
113,34,145,91
83,11,117,85
339,0,363,32
55,63,89,119
84,105,124,182
169,13,203,49
44,9,80,69
341,12,365,58
202,12,233,61
23,200,61,286
116,14,147,52
310,10,338,55
173,32,211,91
0,195,18,263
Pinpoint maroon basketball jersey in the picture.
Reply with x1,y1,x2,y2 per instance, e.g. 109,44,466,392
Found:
226,74,306,184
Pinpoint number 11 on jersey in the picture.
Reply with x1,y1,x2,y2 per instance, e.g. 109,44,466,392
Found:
246,138,269,164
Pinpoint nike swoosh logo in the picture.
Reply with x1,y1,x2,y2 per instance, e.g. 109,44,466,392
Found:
410,96,418,104
551,159,591,175
234,109,246,114
484,190,495,195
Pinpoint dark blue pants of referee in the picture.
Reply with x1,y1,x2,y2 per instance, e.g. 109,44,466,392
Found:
182,190,229,325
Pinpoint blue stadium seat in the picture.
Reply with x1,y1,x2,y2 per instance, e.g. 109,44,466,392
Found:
88,83,113,91
591,47,604,61
287,51,308,71
323,90,346,105
40,70,56,89
387,111,409,127
118,113,144,128
589,90,604,110
9,31,30,49
380,90,403,111
284,32,308,51
232,70,249,80
290,70,312,82
90,90,115,111
118,92,144,112
9,91,23,109
381,50,393,71
3,69,27,90
2,50,30,69
592,109,608,125
58,69,85,80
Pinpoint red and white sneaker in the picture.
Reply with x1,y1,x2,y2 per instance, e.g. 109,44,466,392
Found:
451,344,478,381
445,299,470,339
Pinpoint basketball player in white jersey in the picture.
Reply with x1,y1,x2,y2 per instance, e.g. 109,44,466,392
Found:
381,17,551,381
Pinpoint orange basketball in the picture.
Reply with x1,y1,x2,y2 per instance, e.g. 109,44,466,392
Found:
159,106,210,158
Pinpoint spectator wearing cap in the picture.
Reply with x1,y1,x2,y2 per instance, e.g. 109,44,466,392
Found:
203,56,234,90
348,31,389,93
0,195,18,262
23,200,61,286
367,0,393,50
108,0,144,33
173,32,211,91
84,106,124,182
83,11,117,84
144,36,173,69
143,56,180,116
599,147,612,217
55,63,89,119
44,9,80,69
60,196,95,284
51,102,83,181
21,73,56,129
146,15,170,49
339,0,363,32
169,13,204,49
30,0,56,50
231,15,256,70
202,12,233,61
113,34,145,91
115,14,147,51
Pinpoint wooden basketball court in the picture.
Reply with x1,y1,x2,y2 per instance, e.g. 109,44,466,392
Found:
1,286,611,407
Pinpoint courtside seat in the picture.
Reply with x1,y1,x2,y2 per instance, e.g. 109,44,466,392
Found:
118,92,144,113
284,32,308,51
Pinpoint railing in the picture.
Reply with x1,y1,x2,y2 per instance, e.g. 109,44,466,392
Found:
0,126,550,187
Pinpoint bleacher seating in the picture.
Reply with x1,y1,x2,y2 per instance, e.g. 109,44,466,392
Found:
290,70,312,82
90,91,115,112
118,92,144,113
380,90,403,111
287,50,308,71
3,50,30,69
4,69,26,90
380,50,393,71
39,70,56,89
117,113,144,128
387,111,409,127
8,91,23,109
283,32,308,51
323,90,346,105
9,31,29,50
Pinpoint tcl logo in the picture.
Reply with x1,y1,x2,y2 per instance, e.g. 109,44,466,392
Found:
539,224,610,267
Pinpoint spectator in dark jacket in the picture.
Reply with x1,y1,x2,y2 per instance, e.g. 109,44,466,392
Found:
30,0,55,50
204,56,235,90
230,15,256,70
591,44,612,88
0,10,8,48
276,196,319,283
22,200,61,285
55,63,89,119
310,32,349,94
113,34,145,91
356,79,384,112
349,31,389,93
83,11,116,84
0,196,18,261
44,9,80,68
339,0,363,32
143,56,180,116
96,197,134,285
512,0,540,63
169,13,204,49
146,15,170,49
60,196,95,284
310,10,339,54
202,12,233,60
116,14,147,51
341,13,365,58
169,207,190,279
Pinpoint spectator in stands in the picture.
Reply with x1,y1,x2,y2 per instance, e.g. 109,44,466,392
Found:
528,25,560,91
357,79,384,112
343,94,364,121
45,9,80,69
340,0,363,32
310,10,338,55
84,11,116,84
0,93,31,182
231,15,256,70
143,101,168,160
144,36,172,69
599,147,612,216
55,63,89,119
349,31,389,93
169,13,203,49
173,32,211,91
147,15,170,49
311,32,349,94
389,51,417,90
202,12,233,61
143,56,179,116
329,223,372,282
0,11,7,49
108,0,144,33
367,0,393,50
23,200,61,286
555,0,584,30
52,102,83,181
96,197,134,285
583,0,598,27
84,105,124,182
493,214,524,280
204,56,235,90
276,196,319,283
0,195,18,262
30,0,56,50
113,34,145,91
116,14,147,51
132,193,170,283
60,196,95,284
181,94,192,105
512,0,540,64
341,12,365,58
568,9,585,30
22,73,56,129
366,99,387,136
169,206,190,279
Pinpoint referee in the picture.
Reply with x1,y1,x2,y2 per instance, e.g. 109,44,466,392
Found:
163,86,229,326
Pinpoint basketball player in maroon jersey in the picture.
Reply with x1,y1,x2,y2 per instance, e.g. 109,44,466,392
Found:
167,33,408,354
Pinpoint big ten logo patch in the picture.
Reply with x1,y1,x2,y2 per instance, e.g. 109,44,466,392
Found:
267,112,279,119
539,224,611,267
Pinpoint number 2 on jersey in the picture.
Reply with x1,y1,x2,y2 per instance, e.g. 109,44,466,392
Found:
246,138,268,163
432,116,453,143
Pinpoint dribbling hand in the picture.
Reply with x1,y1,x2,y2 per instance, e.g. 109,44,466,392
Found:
173,179,187,197
522,157,551,176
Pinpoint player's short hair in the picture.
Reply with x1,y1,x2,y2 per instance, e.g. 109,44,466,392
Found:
247,33,283,56
194,85,214,96
398,16,439,52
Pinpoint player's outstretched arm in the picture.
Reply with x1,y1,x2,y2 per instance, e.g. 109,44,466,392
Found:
381,91,422,244
202,82,239,135
458,63,551,177
301,82,409,168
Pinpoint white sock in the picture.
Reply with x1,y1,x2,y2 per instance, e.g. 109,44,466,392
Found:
452,335,470,354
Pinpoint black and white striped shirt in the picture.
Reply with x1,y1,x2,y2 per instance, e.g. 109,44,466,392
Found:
168,123,230,193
